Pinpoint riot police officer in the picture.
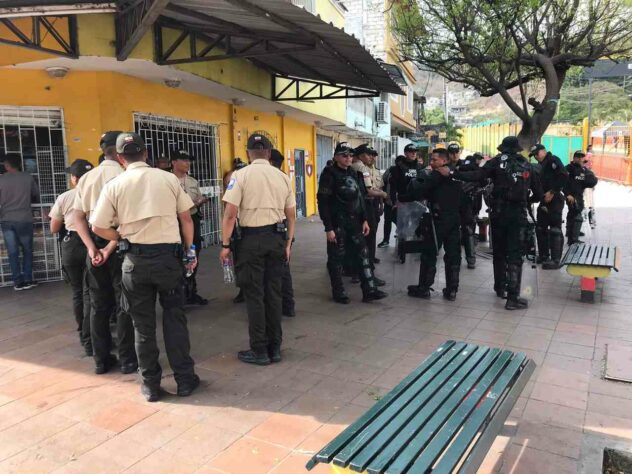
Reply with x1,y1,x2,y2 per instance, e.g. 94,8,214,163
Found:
565,150,598,245
408,149,464,301
390,144,424,209
378,156,402,248
530,144,568,269
448,143,478,269
443,136,542,310
317,143,387,304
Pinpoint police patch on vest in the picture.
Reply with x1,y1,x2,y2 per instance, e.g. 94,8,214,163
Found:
501,155,508,161
227,177,236,190
552,163,557,169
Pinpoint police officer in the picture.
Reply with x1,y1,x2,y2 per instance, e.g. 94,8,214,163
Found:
408,148,464,301
220,133,296,366
390,144,424,209
73,131,136,374
91,133,199,402
530,144,568,269
50,159,94,355
378,156,402,248
565,150,598,245
317,143,388,304
270,148,296,318
351,144,388,274
443,136,542,310
171,149,209,305
448,143,478,269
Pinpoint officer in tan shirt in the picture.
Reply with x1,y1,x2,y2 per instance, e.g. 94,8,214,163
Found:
50,159,94,356
221,133,296,366
91,132,199,402
171,149,209,305
73,131,136,376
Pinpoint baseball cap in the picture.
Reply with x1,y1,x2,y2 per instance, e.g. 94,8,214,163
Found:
354,143,377,156
404,143,418,153
447,143,461,153
99,131,123,150
529,144,546,156
65,159,93,178
170,149,195,161
116,132,146,155
334,142,354,155
573,150,586,158
247,133,273,150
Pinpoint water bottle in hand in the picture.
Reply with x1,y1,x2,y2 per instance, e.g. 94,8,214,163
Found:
223,258,235,284
185,245,197,278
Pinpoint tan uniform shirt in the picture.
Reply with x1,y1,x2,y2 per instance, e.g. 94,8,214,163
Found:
369,165,384,190
222,159,295,227
351,160,373,189
50,189,78,231
73,160,123,218
176,174,202,215
90,162,194,244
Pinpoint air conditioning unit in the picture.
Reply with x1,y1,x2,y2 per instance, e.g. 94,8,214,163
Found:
376,101,390,124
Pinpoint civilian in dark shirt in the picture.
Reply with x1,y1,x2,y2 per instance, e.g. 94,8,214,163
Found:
0,154,40,290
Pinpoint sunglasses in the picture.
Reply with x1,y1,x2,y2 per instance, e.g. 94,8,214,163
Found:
338,153,352,158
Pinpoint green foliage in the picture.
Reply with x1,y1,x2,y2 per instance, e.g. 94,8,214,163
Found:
557,80,632,123
423,107,463,142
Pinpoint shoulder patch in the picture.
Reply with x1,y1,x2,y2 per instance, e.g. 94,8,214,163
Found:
552,163,557,169
501,155,508,161
363,171,370,177
227,177,236,190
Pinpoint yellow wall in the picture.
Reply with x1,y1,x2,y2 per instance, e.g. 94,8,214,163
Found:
0,68,318,215
317,0,346,27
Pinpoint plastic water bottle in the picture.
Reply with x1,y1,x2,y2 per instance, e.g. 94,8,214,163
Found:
185,245,197,278
223,258,235,284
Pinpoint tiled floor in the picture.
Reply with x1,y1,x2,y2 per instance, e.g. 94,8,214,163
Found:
1,182,632,473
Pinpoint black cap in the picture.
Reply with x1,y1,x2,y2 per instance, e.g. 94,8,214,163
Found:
497,136,522,153
472,152,484,161
247,133,273,150
170,149,195,161
334,142,354,155
99,131,123,150
65,159,94,178
573,150,586,159
354,143,377,156
233,158,247,170
404,144,418,153
529,144,546,156
270,149,284,168
447,143,461,154
116,132,146,155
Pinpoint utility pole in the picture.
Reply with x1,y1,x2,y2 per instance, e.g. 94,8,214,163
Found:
443,77,449,123
587,77,593,139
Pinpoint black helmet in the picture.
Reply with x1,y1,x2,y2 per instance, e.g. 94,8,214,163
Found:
497,136,522,153
447,143,461,154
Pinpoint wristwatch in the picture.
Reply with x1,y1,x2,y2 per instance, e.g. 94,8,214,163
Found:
221,243,231,249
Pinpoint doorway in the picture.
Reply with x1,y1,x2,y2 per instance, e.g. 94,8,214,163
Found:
316,134,333,182
294,149,307,218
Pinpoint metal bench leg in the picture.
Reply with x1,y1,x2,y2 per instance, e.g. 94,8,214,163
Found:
580,277,596,303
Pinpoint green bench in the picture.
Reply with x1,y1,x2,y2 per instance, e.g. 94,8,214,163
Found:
560,243,620,303
306,340,535,474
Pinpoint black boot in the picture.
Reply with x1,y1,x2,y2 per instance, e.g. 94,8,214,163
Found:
493,258,507,299
328,262,349,304
408,263,436,299
543,228,563,270
442,265,460,301
463,231,476,269
505,263,528,310
535,226,549,264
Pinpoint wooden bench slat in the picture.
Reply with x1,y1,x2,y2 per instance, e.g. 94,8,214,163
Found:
419,352,527,473
344,345,490,473
561,243,618,269
332,343,474,469
382,350,510,474
588,245,598,265
309,340,460,468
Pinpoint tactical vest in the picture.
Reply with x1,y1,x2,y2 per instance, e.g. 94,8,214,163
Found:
494,153,532,205
333,168,363,215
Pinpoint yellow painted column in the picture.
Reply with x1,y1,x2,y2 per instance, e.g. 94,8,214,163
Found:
582,117,589,151
626,123,632,185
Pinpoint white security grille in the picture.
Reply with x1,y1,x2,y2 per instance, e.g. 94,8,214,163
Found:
0,106,67,286
133,113,222,246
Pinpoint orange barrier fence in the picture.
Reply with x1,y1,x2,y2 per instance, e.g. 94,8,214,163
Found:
590,153,632,185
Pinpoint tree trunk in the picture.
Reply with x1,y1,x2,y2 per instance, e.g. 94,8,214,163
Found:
517,102,558,152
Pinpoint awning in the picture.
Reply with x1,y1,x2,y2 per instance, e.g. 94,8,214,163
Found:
1,0,404,97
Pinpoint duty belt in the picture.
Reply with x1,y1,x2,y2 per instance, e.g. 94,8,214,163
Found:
62,231,80,243
241,224,276,236
128,243,180,255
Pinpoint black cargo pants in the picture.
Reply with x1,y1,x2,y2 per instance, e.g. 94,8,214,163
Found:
235,230,286,355
121,246,195,389
86,238,136,367
61,233,91,349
